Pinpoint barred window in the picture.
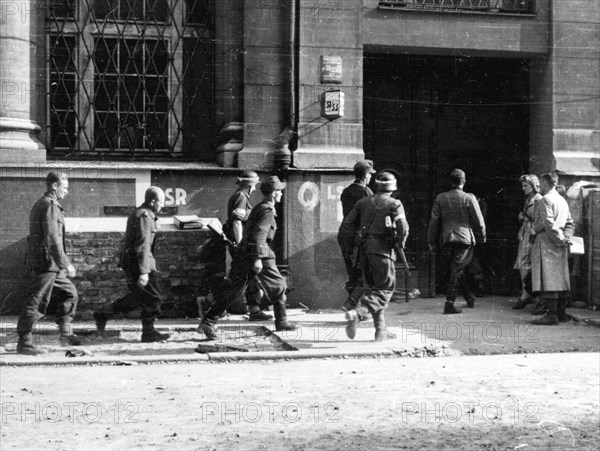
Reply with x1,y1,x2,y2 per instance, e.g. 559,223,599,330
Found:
48,0,214,159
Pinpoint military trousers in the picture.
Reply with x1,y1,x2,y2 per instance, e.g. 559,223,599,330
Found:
442,243,474,303
105,270,163,321
17,269,79,335
204,257,286,324
358,253,396,315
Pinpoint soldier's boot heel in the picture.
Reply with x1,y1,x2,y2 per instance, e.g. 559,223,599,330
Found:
345,310,360,340
273,301,298,332
141,320,170,343
443,302,462,314
198,321,219,340
373,311,397,342
58,320,84,346
16,334,46,356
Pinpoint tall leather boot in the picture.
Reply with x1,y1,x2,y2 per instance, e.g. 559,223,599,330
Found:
373,310,397,342
557,298,569,322
141,319,170,343
532,299,558,325
93,303,116,336
16,332,46,356
58,318,84,346
273,301,298,332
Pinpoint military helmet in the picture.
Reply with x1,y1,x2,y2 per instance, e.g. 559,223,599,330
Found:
374,171,397,192
236,170,260,187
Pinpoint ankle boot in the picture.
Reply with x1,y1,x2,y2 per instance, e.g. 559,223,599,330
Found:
16,333,46,356
444,302,462,314
141,319,170,343
273,301,298,332
58,319,83,346
93,304,116,335
373,310,396,342
557,299,569,322
532,299,558,325
530,298,547,315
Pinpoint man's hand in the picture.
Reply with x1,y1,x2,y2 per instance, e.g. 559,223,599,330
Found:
253,259,263,274
138,273,149,288
428,243,436,252
66,264,76,278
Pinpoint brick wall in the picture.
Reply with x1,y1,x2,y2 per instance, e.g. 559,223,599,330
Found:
1,229,225,320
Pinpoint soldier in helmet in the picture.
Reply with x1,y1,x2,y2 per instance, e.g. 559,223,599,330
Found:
199,176,298,340
223,170,272,320
341,171,409,341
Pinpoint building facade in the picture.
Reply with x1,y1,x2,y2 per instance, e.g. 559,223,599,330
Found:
1,0,598,314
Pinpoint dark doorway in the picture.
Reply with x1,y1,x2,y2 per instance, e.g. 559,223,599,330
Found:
364,55,530,296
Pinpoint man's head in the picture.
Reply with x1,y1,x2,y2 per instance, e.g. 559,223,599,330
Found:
449,169,466,188
259,175,286,203
374,171,397,193
539,173,558,195
236,170,260,193
353,160,376,183
145,186,166,213
46,172,69,200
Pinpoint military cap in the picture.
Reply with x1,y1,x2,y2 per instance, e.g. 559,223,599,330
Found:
259,175,286,193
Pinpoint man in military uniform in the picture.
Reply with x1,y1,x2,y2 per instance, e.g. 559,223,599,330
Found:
223,170,272,320
199,176,298,340
341,172,409,342
17,172,81,355
427,169,486,314
93,187,170,343
337,160,375,314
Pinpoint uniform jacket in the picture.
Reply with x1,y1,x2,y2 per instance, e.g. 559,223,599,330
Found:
340,181,373,218
428,188,486,247
224,190,252,241
240,201,277,260
119,204,158,275
342,194,408,260
26,192,71,271
531,188,574,292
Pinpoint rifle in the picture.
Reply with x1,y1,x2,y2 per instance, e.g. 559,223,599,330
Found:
396,243,411,303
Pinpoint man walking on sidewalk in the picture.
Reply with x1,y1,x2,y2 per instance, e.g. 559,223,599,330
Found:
93,187,170,343
341,172,409,341
530,173,575,325
427,169,486,314
337,159,376,315
198,176,298,340
17,172,82,355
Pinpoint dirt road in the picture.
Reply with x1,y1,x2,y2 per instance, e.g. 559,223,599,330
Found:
1,353,599,450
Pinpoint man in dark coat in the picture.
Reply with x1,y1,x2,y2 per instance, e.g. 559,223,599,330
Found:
198,176,298,340
93,187,170,343
428,169,486,314
17,172,81,355
341,172,409,341
337,159,375,314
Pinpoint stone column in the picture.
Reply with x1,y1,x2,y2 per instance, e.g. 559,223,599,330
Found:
0,0,46,164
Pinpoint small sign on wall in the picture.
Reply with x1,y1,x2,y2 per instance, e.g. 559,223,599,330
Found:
320,55,342,84
320,90,345,120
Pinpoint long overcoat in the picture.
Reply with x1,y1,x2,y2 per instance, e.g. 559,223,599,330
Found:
531,189,573,292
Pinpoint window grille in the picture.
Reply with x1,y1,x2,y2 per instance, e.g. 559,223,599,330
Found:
378,0,532,14
47,0,215,158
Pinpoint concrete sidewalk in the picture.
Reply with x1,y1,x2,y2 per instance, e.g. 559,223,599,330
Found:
1,296,598,366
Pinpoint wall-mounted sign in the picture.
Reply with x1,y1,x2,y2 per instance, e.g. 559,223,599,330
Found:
320,55,342,84
320,90,345,120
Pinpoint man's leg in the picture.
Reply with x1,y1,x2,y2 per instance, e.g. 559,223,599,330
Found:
94,274,140,335
199,261,249,340
53,271,83,346
16,271,56,355
353,254,396,341
246,278,273,321
257,259,298,332
532,292,559,325
442,244,463,314
139,272,170,343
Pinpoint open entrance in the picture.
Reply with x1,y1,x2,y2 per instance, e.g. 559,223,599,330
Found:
364,55,530,296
